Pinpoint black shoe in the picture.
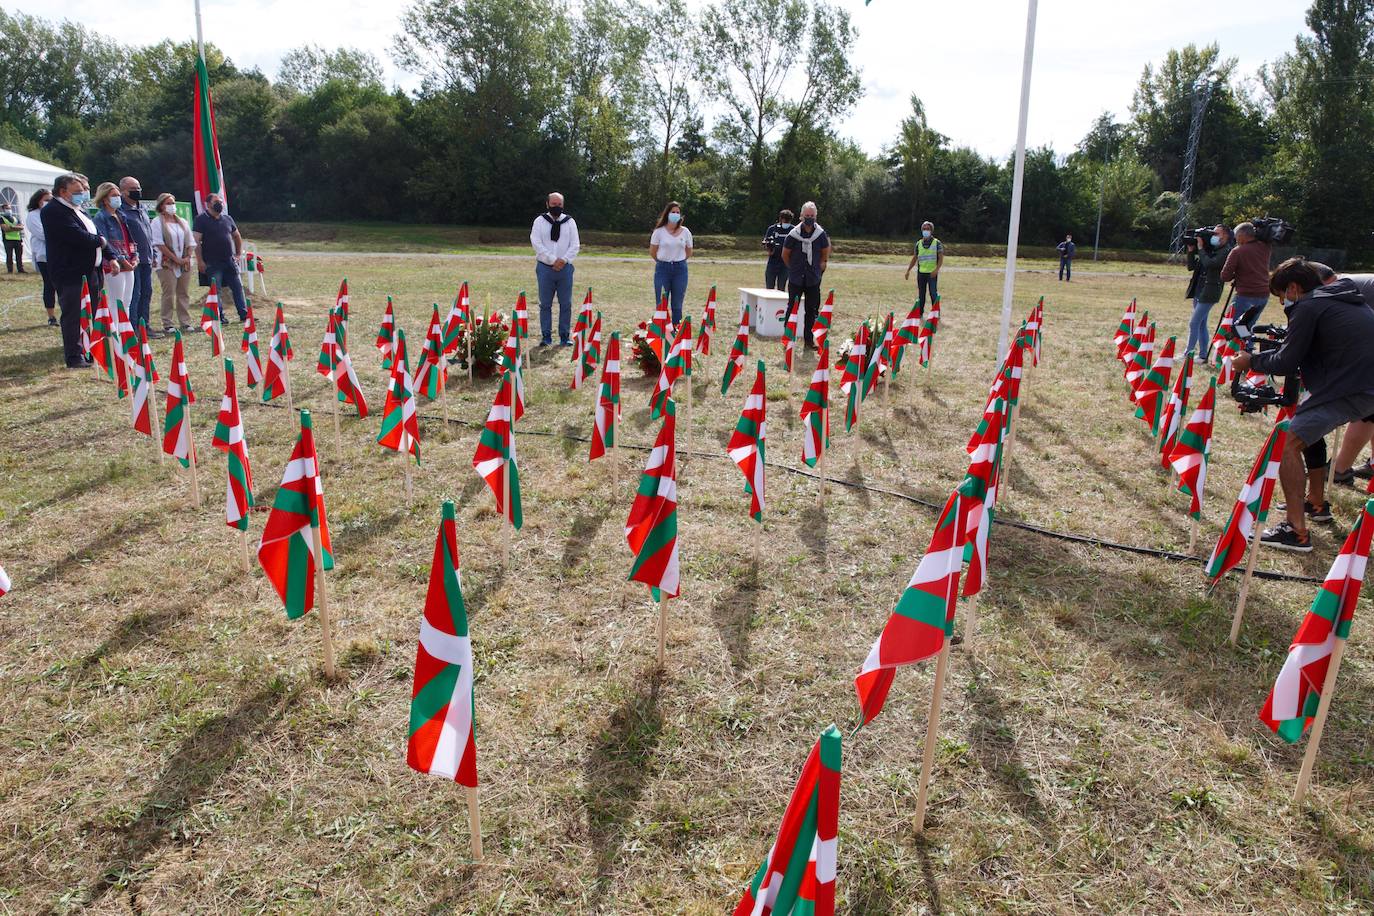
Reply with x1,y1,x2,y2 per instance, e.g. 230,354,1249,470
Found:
66,361,87,369
1281,500,1335,523
559,340,572,347
538,340,551,348
1354,460,1374,481
1332,467,1357,488
1261,521,1313,553
48,316,58,326
147,328,167,339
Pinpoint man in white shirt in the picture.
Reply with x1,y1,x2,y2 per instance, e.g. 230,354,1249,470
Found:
529,191,580,346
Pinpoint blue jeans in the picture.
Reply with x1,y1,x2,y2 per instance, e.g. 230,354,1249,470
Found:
917,271,939,308
1187,298,1214,354
1231,294,1268,331
764,258,787,292
130,261,153,330
535,260,574,344
653,259,688,326
205,260,247,319
1059,257,1072,280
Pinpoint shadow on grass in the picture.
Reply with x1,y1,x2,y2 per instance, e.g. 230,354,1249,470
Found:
798,504,828,567
77,571,238,672
13,465,126,516
0,344,64,382
583,669,664,905
562,512,605,573
1304,809,1374,907
917,838,945,915
844,461,871,509
26,510,163,589
74,681,297,910
331,508,408,558
711,560,760,673
860,424,899,462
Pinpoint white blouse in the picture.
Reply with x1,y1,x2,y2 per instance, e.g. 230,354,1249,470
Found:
651,225,692,262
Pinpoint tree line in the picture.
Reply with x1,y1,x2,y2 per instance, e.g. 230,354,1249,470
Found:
1,0,1370,258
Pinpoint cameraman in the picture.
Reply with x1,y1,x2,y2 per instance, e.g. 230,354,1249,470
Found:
1220,221,1273,330
1184,224,1232,353
1233,259,1374,552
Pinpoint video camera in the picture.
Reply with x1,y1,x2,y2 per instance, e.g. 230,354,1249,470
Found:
1182,227,1217,250
1248,216,1296,246
1229,323,1296,413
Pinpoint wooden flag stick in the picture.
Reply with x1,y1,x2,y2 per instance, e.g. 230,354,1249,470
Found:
1229,520,1265,644
283,356,294,417
306,518,337,679
404,459,413,503
239,528,251,572
150,379,164,466
467,322,474,384
465,785,484,861
657,593,668,668
684,374,693,471
1188,517,1199,555
501,457,511,569
914,638,951,835
963,594,981,650
187,442,202,508
440,372,450,426
1293,637,1349,805
331,388,343,461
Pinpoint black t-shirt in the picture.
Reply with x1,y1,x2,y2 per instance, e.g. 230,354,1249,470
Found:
192,212,238,264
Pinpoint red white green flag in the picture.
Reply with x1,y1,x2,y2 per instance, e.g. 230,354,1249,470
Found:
626,397,680,598
1205,418,1289,583
960,395,1007,599
800,344,830,468
1210,306,1242,364
79,278,92,356
696,285,717,356
812,290,835,350
855,490,964,726
648,292,673,364
571,311,602,391
378,296,397,369
211,357,254,531
1166,378,1216,521
571,288,594,363
1114,298,1137,357
1026,297,1043,366
0,567,9,598
721,304,751,396
318,305,370,417
863,312,894,397
514,291,529,339
407,500,479,786
783,295,801,372
129,322,156,436
498,311,527,420
257,409,335,619
838,323,870,432
378,328,420,465
728,360,767,522
1260,496,1373,742
442,283,469,355
241,303,265,388
262,302,293,403
894,300,922,371
193,50,226,214
473,369,523,529
90,290,115,380
161,330,197,468
1133,335,1176,434
334,278,350,327
733,724,841,916
110,297,134,397
1120,308,1149,367
1124,321,1156,393
590,331,621,461
652,317,693,418
1158,350,1194,468
201,283,225,356
413,303,448,401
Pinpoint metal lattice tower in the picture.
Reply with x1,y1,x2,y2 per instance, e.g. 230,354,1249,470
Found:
1169,80,1214,258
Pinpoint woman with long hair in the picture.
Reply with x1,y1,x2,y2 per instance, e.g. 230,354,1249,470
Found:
649,200,693,326
24,188,57,326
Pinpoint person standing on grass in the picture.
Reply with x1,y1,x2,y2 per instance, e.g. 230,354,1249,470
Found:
151,193,195,334
530,191,580,347
904,220,943,311
1,200,25,274
1220,221,1273,330
118,176,154,333
1056,233,1076,282
781,201,830,347
650,201,692,326
24,189,57,326
92,182,138,315
193,192,247,322
762,209,793,291
41,174,111,368
1184,224,1232,354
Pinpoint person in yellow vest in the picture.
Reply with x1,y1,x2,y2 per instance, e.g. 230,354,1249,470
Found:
1,201,25,274
903,220,943,311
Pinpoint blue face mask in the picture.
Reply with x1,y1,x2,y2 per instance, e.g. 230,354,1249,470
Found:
780,222,792,230
922,229,932,239
667,212,681,225
70,191,90,208
1210,234,1222,247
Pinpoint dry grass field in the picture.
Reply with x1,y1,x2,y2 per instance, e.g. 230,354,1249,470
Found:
0,246,1370,914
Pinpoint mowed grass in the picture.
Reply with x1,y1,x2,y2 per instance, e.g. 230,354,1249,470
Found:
0,252,1371,914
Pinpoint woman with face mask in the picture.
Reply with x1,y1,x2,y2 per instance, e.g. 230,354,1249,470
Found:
91,181,137,319
649,201,693,326
1184,223,1233,354
150,193,197,334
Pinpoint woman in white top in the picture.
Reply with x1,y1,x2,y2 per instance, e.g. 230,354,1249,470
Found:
25,189,56,326
150,192,197,332
649,200,693,326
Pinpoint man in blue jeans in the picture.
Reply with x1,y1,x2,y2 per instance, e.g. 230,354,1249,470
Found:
192,193,247,321
529,191,581,346
1220,221,1272,331
118,176,157,334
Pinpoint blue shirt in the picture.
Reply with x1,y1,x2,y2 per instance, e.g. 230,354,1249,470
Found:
119,202,153,260
192,211,239,264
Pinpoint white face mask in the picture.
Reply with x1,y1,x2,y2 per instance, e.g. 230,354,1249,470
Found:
108,195,121,208
162,204,176,215
1282,297,1296,309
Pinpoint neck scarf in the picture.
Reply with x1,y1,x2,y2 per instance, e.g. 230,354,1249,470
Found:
543,211,569,242
787,223,825,266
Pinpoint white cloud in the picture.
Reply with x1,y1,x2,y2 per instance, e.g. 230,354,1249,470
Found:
12,0,1309,158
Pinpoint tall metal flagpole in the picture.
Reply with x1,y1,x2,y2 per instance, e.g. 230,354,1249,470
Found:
195,0,205,61
995,0,1039,362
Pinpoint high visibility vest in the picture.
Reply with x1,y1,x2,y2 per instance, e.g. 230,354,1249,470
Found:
916,237,940,273
0,214,21,241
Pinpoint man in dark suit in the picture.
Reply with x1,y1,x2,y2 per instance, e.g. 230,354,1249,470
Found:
41,174,110,369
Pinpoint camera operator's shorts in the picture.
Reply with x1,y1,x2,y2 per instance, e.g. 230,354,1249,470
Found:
1289,392,1374,446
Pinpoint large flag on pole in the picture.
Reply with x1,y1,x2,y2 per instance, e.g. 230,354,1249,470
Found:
258,410,335,619
193,50,226,214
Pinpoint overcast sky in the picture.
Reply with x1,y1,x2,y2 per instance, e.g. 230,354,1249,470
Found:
14,0,1309,159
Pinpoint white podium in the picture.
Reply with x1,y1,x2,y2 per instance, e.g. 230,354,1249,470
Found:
738,287,790,338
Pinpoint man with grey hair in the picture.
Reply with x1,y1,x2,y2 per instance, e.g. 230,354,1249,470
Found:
41,173,112,367
1220,221,1272,330
530,191,580,346
781,200,830,347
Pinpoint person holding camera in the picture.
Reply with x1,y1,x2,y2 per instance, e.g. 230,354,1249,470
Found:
1233,259,1374,552
1219,221,1272,330
1184,225,1232,353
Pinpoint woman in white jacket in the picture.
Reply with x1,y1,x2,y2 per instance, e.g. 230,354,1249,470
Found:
150,193,196,333
24,189,57,326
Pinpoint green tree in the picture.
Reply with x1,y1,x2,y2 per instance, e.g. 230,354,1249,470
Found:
277,46,385,95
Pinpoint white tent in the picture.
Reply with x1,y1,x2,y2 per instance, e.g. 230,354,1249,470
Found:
0,147,67,213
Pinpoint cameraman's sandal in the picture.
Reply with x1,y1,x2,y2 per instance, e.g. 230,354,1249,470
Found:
1234,259,1374,553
